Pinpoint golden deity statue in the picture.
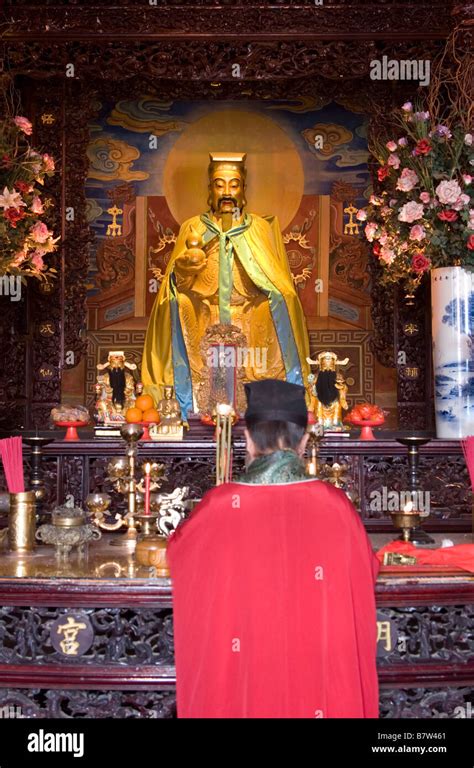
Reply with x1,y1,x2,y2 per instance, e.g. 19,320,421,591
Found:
306,351,350,430
95,350,138,425
153,385,183,438
142,152,310,420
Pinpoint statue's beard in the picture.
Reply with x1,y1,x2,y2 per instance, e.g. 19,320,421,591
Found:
108,367,126,406
315,370,338,407
216,195,238,212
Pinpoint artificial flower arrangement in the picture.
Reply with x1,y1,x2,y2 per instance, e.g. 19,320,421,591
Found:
358,102,474,294
0,114,58,280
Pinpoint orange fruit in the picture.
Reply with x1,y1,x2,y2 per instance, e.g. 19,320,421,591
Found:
143,408,160,423
135,394,154,412
125,407,143,423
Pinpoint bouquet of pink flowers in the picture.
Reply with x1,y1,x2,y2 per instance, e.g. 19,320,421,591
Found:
0,114,58,280
358,103,474,294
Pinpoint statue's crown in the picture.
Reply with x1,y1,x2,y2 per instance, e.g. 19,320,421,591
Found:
208,152,247,178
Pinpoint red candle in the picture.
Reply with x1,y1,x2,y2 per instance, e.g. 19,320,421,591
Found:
144,462,151,516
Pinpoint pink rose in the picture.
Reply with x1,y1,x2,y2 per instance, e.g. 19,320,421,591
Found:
436,180,462,205
12,249,28,266
398,137,408,147
378,233,389,246
386,141,398,152
29,221,51,244
31,253,45,271
42,154,55,173
364,222,377,242
356,209,368,221
452,193,470,211
402,102,413,112
30,196,44,215
380,247,395,265
13,116,33,135
398,201,424,223
463,175,472,186
387,153,400,170
420,192,431,204
396,168,419,192
409,224,426,241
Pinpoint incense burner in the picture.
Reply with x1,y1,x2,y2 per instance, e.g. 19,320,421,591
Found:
36,504,101,561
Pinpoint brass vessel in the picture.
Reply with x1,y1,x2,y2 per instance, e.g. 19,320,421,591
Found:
135,534,169,576
390,507,421,542
8,491,36,553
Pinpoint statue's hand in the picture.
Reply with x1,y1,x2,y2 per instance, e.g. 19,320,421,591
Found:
175,247,207,274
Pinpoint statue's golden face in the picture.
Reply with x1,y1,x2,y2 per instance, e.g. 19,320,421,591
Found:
109,355,125,369
320,355,336,372
164,385,173,399
209,167,245,217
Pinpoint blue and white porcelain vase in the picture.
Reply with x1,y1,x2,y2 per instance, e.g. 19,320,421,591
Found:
431,266,474,439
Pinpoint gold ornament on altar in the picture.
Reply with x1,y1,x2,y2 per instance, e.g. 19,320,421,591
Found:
149,385,184,440
95,350,138,426
141,150,310,420
215,402,235,486
196,323,248,419
306,351,350,431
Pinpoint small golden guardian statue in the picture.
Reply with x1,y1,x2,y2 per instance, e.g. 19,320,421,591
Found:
150,385,184,440
95,350,138,425
307,351,349,430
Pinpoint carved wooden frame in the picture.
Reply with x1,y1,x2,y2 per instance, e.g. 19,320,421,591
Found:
0,0,463,429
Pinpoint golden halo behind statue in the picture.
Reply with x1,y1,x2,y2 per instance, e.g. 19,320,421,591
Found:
163,109,304,230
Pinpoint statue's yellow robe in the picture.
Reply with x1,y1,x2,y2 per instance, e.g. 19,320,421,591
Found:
142,212,310,418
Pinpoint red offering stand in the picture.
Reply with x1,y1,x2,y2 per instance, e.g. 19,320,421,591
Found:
54,421,88,441
348,415,385,440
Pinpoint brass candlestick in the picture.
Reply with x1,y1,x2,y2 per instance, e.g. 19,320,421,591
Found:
396,436,433,545
94,425,167,552
215,403,234,485
22,436,54,522
305,423,324,477
390,501,421,542
102,424,143,551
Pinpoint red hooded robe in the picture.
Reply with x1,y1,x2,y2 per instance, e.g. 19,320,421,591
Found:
167,478,380,718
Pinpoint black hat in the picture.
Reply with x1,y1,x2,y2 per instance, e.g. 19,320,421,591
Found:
244,379,308,427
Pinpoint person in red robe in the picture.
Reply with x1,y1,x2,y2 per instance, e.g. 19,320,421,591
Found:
167,379,380,718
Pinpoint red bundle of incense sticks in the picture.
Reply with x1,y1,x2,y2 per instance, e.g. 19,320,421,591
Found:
461,436,474,489
0,437,25,493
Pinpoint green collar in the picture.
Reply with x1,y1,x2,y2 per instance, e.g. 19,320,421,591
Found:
238,449,310,485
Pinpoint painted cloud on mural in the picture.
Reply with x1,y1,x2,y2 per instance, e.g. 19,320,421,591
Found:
87,136,149,181
107,99,187,136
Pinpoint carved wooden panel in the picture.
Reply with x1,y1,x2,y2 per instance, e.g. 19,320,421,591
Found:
0,687,176,719
0,0,457,429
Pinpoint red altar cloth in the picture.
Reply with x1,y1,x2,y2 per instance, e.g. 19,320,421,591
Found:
377,541,474,572
167,480,380,718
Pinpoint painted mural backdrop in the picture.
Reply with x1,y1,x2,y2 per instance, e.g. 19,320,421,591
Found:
85,98,371,329
80,98,397,422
